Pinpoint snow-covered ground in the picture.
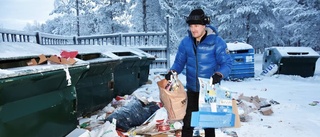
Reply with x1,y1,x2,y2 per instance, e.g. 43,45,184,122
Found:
72,53,320,137
218,54,320,137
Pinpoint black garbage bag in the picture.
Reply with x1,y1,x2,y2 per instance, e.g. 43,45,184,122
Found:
105,97,160,131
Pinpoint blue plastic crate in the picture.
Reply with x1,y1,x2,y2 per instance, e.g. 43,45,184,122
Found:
191,111,235,128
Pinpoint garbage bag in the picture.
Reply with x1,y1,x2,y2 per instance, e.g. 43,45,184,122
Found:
105,97,160,131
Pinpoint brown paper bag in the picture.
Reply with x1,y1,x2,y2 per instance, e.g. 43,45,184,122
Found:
157,79,187,121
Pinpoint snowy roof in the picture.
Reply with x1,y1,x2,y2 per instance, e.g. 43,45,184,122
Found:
268,47,320,57
227,42,253,51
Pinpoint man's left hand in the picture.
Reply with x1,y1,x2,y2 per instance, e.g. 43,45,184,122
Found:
210,73,222,85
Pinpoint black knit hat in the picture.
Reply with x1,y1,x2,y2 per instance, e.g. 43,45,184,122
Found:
186,9,210,25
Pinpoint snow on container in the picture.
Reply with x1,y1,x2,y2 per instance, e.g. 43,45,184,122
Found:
226,42,255,80
262,47,320,77
47,45,121,117
0,42,89,137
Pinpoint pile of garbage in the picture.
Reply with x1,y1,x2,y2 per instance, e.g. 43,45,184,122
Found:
66,75,184,137
236,93,280,122
66,74,281,137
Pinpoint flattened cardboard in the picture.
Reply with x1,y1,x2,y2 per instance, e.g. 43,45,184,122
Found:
232,99,241,128
48,55,61,64
38,54,47,64
27,58,37,66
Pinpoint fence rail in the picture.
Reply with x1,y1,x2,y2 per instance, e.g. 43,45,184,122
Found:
0,17,170,69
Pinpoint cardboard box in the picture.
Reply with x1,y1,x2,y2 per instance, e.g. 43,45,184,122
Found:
27,58,37,66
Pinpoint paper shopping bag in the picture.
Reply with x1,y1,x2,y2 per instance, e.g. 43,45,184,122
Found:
157,78,187,121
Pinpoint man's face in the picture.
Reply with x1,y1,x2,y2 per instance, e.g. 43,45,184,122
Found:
189,24,206,39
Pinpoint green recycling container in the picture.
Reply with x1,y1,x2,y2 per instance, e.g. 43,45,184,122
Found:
139,57,154,85
0,43,89,137
113,53,141,96
102,46,141,96
129,48,155,86
48,45,121,117
105,45,156,96
76,54,120,116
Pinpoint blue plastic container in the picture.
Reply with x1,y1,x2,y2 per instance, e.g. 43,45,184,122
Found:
227,42,255,80
191,111,235,128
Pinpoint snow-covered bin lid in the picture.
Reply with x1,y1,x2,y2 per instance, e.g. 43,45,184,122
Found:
269,47,320,57
98,45,154,60
46,45,121,63
227,42,253,51
0,42,60,60
0,42,89,79
127,47,156,59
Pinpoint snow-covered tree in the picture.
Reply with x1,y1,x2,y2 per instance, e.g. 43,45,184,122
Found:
21,0,319,51
284,0,319,48
212,0,279,52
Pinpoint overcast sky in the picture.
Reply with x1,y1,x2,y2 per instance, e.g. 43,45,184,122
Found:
0,0,55,30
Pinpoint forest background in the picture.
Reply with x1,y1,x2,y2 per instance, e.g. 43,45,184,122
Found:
21,0,320,53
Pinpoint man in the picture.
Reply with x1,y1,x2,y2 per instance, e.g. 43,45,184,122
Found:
165,8,232,137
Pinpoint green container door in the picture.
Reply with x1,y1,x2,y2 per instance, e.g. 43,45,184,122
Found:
75,53,120,117
139,57,155,86
263,47,320,77
0,65,88,137
114,56,141,96
278,57,319,77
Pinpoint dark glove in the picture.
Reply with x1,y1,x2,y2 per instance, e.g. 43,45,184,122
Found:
165,71,173,80
211,73,222,85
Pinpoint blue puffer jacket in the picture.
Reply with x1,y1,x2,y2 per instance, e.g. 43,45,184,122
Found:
170,25,232,92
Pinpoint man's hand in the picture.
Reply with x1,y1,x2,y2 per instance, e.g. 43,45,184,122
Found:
165,71,173,80
210,73,222,85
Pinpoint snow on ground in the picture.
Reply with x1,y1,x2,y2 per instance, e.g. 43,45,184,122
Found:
72,54,320,137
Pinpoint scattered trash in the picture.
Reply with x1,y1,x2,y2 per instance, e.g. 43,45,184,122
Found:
309,101,319,106
263,125,272,128
261,64,278,76
220,128,238,137
270,99,280,105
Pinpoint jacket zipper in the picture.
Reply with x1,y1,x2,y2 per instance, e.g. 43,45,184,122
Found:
193,43,199,92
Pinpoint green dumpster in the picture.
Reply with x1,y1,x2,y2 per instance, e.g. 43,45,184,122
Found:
48,45,121,117
0,43,89,137
263,47,320,77
102,46,142,96
129,48,155,86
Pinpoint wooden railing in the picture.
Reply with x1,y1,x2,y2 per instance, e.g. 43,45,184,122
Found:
0,17,170,70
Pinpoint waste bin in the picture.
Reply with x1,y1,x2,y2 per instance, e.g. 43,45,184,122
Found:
47,45,121,117
0,43,89,137
103,46,146,96
129,48,155,86
226,42,255,80
262,47,320,77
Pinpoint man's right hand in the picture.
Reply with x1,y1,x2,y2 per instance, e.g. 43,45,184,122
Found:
165,71,173,80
